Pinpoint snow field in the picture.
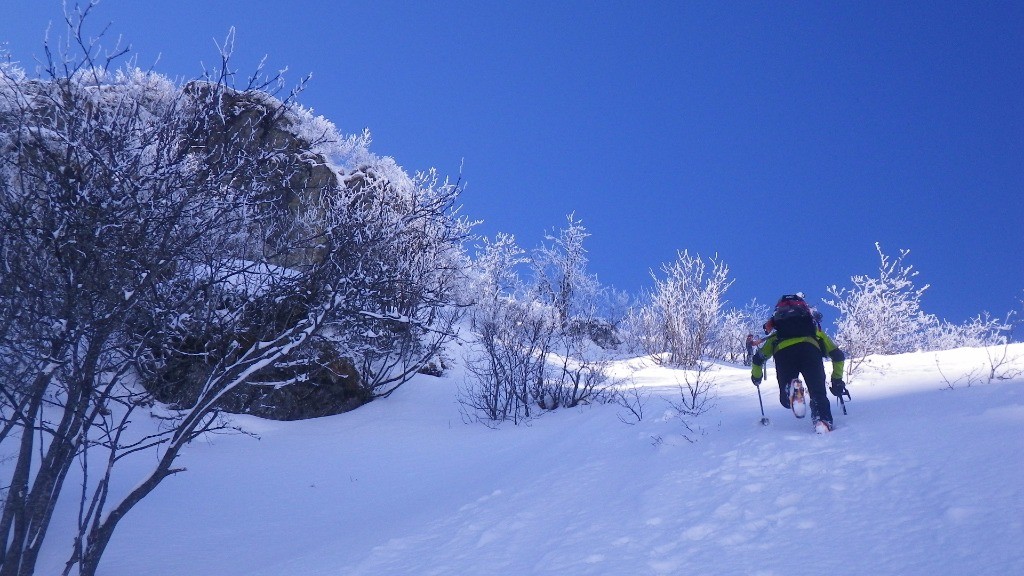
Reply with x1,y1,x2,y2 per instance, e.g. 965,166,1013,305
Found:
24,345,1024,575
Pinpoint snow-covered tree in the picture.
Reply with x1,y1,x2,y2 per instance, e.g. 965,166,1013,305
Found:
717,298,773,363
632,251,733,368
825,243,933,359
529,215,618,408
335,163,472,400
460,218,618,424
530,213,602,332
922,312,1014,351
470,232,528,321
460,234,541,423
0,8,469,575
460,297,554,424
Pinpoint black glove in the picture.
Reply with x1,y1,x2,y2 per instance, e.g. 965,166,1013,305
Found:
830,378,846,397
752,376,762,387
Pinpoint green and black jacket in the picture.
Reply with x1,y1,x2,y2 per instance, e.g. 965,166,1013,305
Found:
751,330,845,381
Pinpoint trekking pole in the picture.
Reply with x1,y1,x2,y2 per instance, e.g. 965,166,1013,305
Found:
756,384,770,425
837,387,850,415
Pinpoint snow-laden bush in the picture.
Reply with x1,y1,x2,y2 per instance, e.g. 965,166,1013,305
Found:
461,295,554,424
530,213,602,331
825,244,1013,362
922,312,1014,351
629,251,733,368
825,243,933,357
460,219,619,424
716,299,773,363
0,11,469,575
461,233,545,423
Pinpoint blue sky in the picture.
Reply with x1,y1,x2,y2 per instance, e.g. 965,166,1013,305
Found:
3,1,1021,325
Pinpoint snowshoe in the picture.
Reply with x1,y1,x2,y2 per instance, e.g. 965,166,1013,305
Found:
788,378,806,419
814,419,834,434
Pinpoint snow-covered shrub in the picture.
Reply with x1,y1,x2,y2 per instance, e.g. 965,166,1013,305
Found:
716,299,773,363
0,12,470,574
529,215,621,406
921,312,1014,351
2,44,345,573
826,244,1015,362
331,163,473,400
631,251,733,368
461,234,539,423
825,243,933,357
461,295,554,425
530,213,603,331
460,220,621,424
470,232,529,313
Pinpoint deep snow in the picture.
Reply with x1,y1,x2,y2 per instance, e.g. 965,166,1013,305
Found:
23,344,1024,575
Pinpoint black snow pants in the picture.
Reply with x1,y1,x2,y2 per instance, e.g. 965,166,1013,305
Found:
774,341,833,424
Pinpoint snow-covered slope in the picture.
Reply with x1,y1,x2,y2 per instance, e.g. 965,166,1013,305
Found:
34,345,1024,575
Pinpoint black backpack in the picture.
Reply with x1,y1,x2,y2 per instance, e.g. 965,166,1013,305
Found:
771,294,817,339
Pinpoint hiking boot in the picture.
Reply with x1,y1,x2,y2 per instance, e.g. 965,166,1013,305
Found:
789,378,806,419
814,419,834,434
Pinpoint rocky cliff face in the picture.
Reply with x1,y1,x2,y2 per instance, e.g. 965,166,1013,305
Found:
184,81,342,268
10,75,437,420
140,84,378,420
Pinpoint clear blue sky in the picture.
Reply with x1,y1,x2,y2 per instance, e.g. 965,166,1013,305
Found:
3,1,1022,325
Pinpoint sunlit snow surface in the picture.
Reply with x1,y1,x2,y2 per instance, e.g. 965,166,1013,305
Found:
25,345,1024,575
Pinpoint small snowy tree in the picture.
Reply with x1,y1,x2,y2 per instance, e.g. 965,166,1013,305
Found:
530,213,602,332
635,251,733,368
338,164,473,400
922,312,1014,351
529,215,617,408
460,297,554,424
460,234,546,424
825,243,933,359
823,243,935,385
460,218,618,424
717,298,773,363
470,232,528,321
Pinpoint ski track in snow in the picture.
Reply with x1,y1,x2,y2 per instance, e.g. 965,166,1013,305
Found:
18,346,1024,575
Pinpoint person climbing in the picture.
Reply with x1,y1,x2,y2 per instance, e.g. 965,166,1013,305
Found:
751,294,846,433
743,333,763,366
